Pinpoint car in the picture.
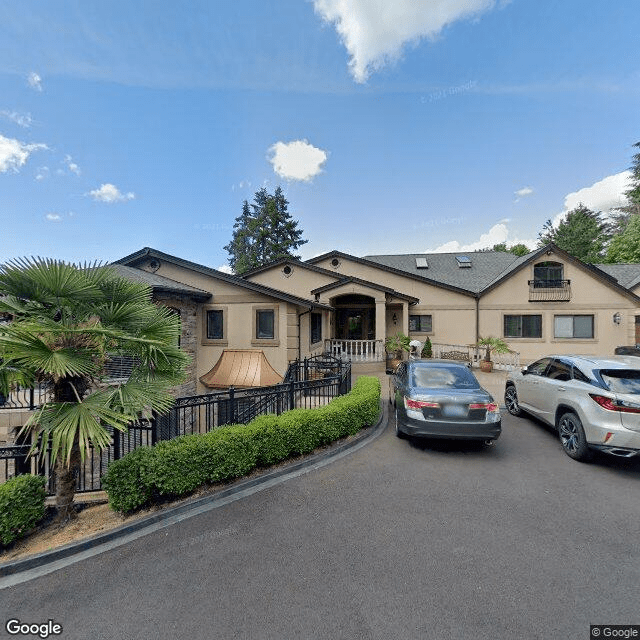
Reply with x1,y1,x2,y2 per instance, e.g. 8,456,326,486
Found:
389,359,502,443
505,355,640,462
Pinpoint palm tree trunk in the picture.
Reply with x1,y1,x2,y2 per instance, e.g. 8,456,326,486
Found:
54,442,80,522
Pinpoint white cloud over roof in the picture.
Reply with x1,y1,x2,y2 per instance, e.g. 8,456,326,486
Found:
268,139,328,182
89,183,136,203
0,134,47,173
27,71,42,92
314,0,500,83
430,222,536,253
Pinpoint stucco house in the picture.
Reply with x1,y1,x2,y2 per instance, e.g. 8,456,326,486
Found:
115,244,640,394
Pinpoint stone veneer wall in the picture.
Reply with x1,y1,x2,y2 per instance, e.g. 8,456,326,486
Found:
155,293,199,398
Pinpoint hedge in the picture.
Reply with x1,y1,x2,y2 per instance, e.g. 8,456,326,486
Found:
0,474,47,547
102,376,380,513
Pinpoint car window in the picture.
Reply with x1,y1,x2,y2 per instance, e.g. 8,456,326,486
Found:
599,369,640,394
571,366,591,384
526,357,552,376
412,366,479,389
545,359,572,381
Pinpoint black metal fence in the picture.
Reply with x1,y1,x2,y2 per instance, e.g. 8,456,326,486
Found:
0,355,351,495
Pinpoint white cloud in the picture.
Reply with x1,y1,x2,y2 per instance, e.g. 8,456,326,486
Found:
0,134,47,173
27,72,42,92
549,171,631,228
217,264,233,274
314,0,500,82
35,166,50,181
514,186,534,201
430,222,536,253
89,183,135,203
63,154,81,176
231,179,251,192
45,213,62,222
0,110,33,128
268,139,328,182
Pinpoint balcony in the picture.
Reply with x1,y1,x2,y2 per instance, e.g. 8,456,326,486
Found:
528,279,571,302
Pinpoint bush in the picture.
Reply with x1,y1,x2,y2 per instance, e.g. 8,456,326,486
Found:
0,474,46,547
103,376,381,513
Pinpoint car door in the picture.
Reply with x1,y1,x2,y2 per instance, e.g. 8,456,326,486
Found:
516,357,552,417
534,358,573,424
392,362,407,409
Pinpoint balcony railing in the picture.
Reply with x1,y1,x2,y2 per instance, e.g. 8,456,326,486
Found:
324,339,385,362
528,279,571,301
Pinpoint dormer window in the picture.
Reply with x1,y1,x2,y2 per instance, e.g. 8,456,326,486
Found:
533,261,564,287
456,256,472,268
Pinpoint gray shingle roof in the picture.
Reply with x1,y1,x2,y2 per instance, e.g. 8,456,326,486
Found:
364,251,521,294
594,263,640,289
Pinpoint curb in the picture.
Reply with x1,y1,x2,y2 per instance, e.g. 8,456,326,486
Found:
0,402,388,584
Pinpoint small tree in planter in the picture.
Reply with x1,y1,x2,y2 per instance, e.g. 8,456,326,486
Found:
385,333,410,369
476,336,511,372
421,336,433,358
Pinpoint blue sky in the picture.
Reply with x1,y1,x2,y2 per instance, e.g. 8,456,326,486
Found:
1,0,639,270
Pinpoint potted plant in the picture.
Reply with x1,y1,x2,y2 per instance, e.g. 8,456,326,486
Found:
476,336,511,373
385,333,411,370
421,336,433,358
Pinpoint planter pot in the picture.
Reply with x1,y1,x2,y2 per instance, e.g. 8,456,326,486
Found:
479,360,493,373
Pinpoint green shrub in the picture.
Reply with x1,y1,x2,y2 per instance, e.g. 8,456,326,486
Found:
0,474,46,546
103,376,381,513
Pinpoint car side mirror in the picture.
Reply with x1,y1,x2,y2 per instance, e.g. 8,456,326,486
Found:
385,368,394,375
521,366,529,375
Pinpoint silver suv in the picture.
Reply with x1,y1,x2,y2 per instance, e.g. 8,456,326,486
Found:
505,355,640,461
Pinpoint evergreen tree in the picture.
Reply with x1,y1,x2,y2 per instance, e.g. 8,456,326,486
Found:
224,187,308,274
537,203,610,263
610,141,640,234
605,215,640,263
492,243,530,256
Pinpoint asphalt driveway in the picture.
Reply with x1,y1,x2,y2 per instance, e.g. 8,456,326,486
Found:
2,409,639,640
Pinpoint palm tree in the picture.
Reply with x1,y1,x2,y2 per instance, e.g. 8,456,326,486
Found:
0,258,190,522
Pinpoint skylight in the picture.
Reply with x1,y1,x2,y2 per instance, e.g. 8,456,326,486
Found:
415,257,429,269
456,256,472,268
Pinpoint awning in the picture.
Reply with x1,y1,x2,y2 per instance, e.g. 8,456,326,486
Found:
199,349,283,389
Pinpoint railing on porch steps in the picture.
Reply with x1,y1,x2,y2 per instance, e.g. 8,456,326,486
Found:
431,342,520,371
324,339,385,362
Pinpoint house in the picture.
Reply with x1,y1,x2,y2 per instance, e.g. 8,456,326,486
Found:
114,244,640,395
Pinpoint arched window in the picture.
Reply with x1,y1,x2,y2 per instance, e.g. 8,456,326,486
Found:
533,261,564,288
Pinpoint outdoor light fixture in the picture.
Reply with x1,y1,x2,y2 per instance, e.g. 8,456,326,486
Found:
392,313,397,325
613,312,621,325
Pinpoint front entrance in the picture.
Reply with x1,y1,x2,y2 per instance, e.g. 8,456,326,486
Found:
333,295,376,340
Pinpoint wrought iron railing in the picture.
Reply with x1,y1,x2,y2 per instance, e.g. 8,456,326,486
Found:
528,279,571,301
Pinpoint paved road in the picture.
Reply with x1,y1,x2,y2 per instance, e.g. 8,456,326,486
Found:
2,409,639,640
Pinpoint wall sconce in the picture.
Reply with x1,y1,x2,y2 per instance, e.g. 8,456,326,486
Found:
392,313,397,325
613,312,621,325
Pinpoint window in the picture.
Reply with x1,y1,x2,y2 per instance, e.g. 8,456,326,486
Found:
409,314,432,333
554,315,594,339
456,256,472,268
206,309,223,340
545,359,572,381
415,257,429,269
533,261,564,287
256,309,275,339
310,312,322,344
504,315,542,338
526,357,552,376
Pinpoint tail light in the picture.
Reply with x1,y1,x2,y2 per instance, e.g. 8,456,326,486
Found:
589,394,640,414
469,402,500,414
404,397,439,410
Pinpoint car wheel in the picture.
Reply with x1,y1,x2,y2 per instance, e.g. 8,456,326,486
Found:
395,407,406,439
558,411,593,462
504,384,522,417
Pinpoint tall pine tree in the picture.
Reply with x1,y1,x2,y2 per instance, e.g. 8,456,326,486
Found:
224,187,308,274
610,141,640,234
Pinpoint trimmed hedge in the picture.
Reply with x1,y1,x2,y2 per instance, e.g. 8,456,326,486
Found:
0,474,47,547
103,376,380,513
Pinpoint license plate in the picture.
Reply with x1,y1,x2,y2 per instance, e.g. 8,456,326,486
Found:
442,404,468,417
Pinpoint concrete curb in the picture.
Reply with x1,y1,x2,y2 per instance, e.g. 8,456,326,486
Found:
0,402,388,585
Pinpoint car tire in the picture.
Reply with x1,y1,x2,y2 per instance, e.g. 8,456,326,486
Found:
558,411,593,462
395,407,406,439
504,384,522,417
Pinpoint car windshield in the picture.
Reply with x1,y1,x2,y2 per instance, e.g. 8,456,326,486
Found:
599,369,640,394
411,366,479,389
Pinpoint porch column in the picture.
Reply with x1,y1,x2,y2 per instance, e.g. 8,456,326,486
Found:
402,301,409,335
375,299,386,360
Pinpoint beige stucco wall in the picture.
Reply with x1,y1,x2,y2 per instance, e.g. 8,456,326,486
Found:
247,264,338,299
480,251,640,363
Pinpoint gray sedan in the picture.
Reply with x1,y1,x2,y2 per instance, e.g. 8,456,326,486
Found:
389,359,502,443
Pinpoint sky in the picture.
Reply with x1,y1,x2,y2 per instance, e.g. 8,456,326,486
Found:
0,0,639,271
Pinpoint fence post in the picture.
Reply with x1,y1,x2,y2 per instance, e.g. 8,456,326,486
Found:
29,387,35,410
228,387,235,425
304,357,308,382
151,414,157,446
113,429,121,461
289,379,295,410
